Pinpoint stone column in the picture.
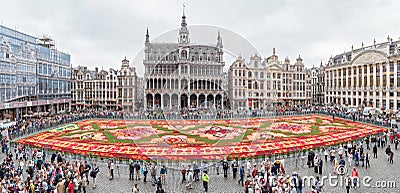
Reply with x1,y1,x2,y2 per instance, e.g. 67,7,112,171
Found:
196,95,199,108
213,94,216,108
144,93,147,111
161,94,164,109
187,95,190,108
152,94,155,110
169,96,172,109
221,95,224,110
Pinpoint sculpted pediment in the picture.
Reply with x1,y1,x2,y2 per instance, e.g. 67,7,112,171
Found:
351,51,387,65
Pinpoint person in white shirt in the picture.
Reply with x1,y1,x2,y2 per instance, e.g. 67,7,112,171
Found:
246,160,252,177
348,151,353,167
338,145,344,157
109,160,115,180
186,169,194,189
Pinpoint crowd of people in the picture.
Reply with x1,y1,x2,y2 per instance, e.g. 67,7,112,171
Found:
0,105,397,192
0,143,104,192
0,131,395,192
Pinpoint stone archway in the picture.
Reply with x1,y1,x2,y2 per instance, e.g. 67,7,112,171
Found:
215,94,222,109
163,94,170,109
171,94,178,109
206,94,214,107
190,94,197,108
154,94,161,109
181,94,188,109
146,94,153,109
198,94,205,107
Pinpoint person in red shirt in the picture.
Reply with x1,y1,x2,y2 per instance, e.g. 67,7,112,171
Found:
67,180,74,193
351,167,359,189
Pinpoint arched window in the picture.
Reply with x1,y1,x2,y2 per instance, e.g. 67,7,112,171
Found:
181,50,187,59
248,71,252,77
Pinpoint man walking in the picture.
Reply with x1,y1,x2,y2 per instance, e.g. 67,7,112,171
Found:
238,165,245,186
318,157,323,175
109,160,115,180
202,171,209,193
181,164,187,183
129,161,135,180
142,163,148,182
222,159,229,178
365,152,370,169
91,164,99,189
232,160,238,179
186,169,194,190
134,161,141,180
150,163,157,186
373,144,378,158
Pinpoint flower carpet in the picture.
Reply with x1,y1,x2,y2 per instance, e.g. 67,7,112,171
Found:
17,115,387,160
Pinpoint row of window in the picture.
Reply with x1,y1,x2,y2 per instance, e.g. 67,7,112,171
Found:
38,63,71,78
327,97,400,109
327,76,399,88
73,91,119,99
327,60,400,77
17,74,35,83
0,27,36,44
16,62,36,73
327,91,400,96
0,88,16,100
38,79,70,94
37,47,70,67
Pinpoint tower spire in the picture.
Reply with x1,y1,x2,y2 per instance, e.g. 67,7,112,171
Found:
217,30,223,48
145,28,150,44
179,5,189,44
183,4,185,17
181,6,187,28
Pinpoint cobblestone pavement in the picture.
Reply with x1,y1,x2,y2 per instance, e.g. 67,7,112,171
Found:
6,142,400,193
46,143,398,193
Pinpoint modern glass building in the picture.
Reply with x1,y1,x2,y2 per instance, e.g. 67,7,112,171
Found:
0,25,71,120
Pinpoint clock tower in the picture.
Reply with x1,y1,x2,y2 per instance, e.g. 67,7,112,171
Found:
178,6,189,45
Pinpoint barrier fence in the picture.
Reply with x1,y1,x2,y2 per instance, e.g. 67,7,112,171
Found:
8,111,392,173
